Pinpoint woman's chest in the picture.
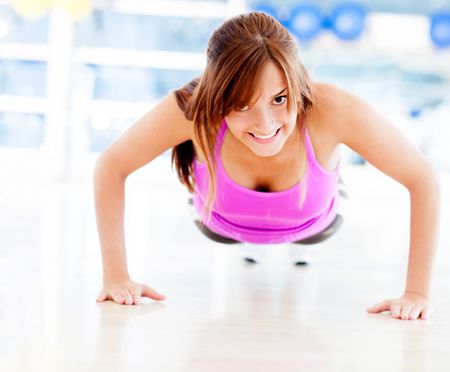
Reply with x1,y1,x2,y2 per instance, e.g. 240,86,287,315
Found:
192,123,340,193
221,132,339,193
221,147,301,192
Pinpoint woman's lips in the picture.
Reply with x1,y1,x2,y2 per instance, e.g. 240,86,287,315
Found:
248,127,281,143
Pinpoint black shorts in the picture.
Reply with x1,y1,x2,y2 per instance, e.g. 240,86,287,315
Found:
192,211,344,245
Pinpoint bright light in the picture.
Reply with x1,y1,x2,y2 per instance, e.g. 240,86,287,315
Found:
91,113,111,131
0,16,10,39
367,13,430,52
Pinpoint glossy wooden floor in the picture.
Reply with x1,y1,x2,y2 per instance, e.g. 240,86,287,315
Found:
1,157,449,372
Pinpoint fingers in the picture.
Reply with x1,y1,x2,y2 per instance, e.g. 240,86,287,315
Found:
367,300,390,313
400,304,413,320
389,303,403,319
97,286,164,305
409,305,423,320
397,305,424,320
97,289,136,305
420,307,433,320
112,290,127,305
96,291,108,303
392,304,431,320
368,298,432,321
142,284,166,301
130,288,141,305
123,290,134,306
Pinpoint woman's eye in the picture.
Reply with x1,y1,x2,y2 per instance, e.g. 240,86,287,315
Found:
237,105,249,112
273,95,287,105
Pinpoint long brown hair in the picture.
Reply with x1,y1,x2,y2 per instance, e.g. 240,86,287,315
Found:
172,11,315,219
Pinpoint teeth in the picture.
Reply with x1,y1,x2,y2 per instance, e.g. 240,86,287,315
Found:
253,129,278,140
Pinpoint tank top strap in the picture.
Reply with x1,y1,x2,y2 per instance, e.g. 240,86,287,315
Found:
303,126,316,161
213,120,228,157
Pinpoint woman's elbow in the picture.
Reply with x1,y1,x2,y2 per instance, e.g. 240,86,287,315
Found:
93,152,127,186
409,165,441,197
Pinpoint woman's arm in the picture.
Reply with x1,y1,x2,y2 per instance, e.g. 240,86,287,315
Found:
94,154,129,283
319,83,441,320
94,92,193,304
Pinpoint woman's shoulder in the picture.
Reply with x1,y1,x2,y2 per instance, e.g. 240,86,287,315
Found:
308,82,356,142
311,82,348,116
306,82,342,135
299,83,345,170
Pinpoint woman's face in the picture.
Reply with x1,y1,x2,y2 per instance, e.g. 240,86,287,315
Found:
225,61,298,158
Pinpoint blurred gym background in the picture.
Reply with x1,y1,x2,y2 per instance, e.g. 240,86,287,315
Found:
0,0,449,177
2,3,450,371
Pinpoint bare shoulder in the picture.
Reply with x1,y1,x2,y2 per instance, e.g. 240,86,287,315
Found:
309,82,367,144
98,92,194,177
311,81,345,109
303,81,375,170
309,83,344,134
305,82,350,147
302,82,346,171
311,81,436,189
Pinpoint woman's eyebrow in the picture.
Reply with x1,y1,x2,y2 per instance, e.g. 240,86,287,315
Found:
272,88,287,97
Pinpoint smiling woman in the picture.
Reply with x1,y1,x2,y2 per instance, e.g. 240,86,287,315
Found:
94,11,441,322
224,63,295,157
172,12,315,216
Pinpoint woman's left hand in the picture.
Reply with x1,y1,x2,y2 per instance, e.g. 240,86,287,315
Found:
367,292,433,320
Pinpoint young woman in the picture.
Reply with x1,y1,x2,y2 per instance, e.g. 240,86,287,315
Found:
94,12,441,320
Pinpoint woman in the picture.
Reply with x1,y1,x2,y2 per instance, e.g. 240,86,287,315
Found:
94,12,440,320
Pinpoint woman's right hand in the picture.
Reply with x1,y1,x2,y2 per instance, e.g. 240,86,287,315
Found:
96,280,166,305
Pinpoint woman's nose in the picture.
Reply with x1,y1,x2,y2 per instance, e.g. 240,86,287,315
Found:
253,109,275,133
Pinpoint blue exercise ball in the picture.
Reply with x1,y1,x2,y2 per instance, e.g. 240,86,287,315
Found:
330,3,366,40
430,12,450,48
287,4,323,42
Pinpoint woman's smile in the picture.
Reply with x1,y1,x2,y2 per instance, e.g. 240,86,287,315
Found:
248,127,282,143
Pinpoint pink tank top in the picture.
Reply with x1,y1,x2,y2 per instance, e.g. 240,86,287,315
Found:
193,120,340,244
